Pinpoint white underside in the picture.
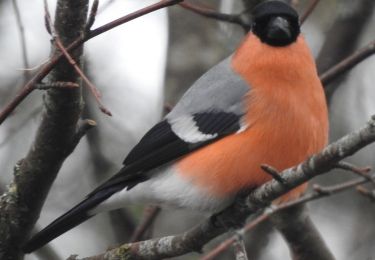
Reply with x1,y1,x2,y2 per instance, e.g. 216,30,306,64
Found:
90,165,233,215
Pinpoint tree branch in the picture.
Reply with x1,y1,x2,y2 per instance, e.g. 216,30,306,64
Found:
299,0,320,24
179,2,251,31
129,206,161,242
320,39,375,86
70,115,375,260
0,0,89,259
202,173,372,260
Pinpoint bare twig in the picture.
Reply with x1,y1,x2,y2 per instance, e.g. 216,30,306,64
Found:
0,0,183,125
335,161,374,185
35,82,79,90
130,206,161,242
357,185,375,202
74,119,97,142
87,0,183,39
300,0,320,24
44,0,112,116
179,2,251,31
260,164,287,186
11,0,30,81
55,37,112,116
202,174,374,260
320,39,375,86
86,0,99,31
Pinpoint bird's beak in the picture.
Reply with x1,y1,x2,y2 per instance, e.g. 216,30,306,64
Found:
266,16,292,42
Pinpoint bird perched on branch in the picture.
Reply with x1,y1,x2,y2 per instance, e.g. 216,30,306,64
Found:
24,0,328,253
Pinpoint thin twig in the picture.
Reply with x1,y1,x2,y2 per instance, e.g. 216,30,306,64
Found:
179,2,251,31
0,0,183,125
45,0,112,116
357,185,375,202
202,174,375,260
11,0,30,82
86,0,99,31
56,38,112,116
300,0,321,24
130,206,161,242
74,119,97,142
260,164,287,186
35,81,80,90
320,39,375,86
335,161,374,185
202,214,267,260
87,0,183,39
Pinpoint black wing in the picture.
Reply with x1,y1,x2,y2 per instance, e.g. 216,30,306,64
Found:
90,111,243,195
23,112,244,253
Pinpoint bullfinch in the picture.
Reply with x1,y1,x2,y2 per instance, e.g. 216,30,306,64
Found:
24,0,328,253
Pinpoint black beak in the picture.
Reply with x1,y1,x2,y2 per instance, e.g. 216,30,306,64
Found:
266,16,292,42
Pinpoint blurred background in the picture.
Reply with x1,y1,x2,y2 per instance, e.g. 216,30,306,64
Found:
0,0,374,259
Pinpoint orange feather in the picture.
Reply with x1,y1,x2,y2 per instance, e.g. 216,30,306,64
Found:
177,33,328,201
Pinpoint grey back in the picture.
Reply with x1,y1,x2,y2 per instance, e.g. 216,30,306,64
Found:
166,56,251,119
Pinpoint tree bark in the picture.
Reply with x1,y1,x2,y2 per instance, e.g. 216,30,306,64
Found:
0,0,88,259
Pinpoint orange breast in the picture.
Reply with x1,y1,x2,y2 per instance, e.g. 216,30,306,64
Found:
177,34,328,200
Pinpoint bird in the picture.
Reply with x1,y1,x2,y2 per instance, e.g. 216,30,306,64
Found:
23,0,328,253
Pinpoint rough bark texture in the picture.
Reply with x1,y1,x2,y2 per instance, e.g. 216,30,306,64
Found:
0,0,88,259
270,205,335,260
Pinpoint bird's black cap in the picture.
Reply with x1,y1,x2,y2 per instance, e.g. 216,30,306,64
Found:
252,0,299,21
251,1,300,47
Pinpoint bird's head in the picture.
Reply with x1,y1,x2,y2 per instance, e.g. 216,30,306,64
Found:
251,1,300,47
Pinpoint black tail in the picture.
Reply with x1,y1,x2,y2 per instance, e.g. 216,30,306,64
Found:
23,198,95,253
23,165,148,253
23,184,124,253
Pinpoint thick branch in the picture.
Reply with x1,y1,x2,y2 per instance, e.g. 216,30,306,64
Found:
72,115,375,259
0,1,89,259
